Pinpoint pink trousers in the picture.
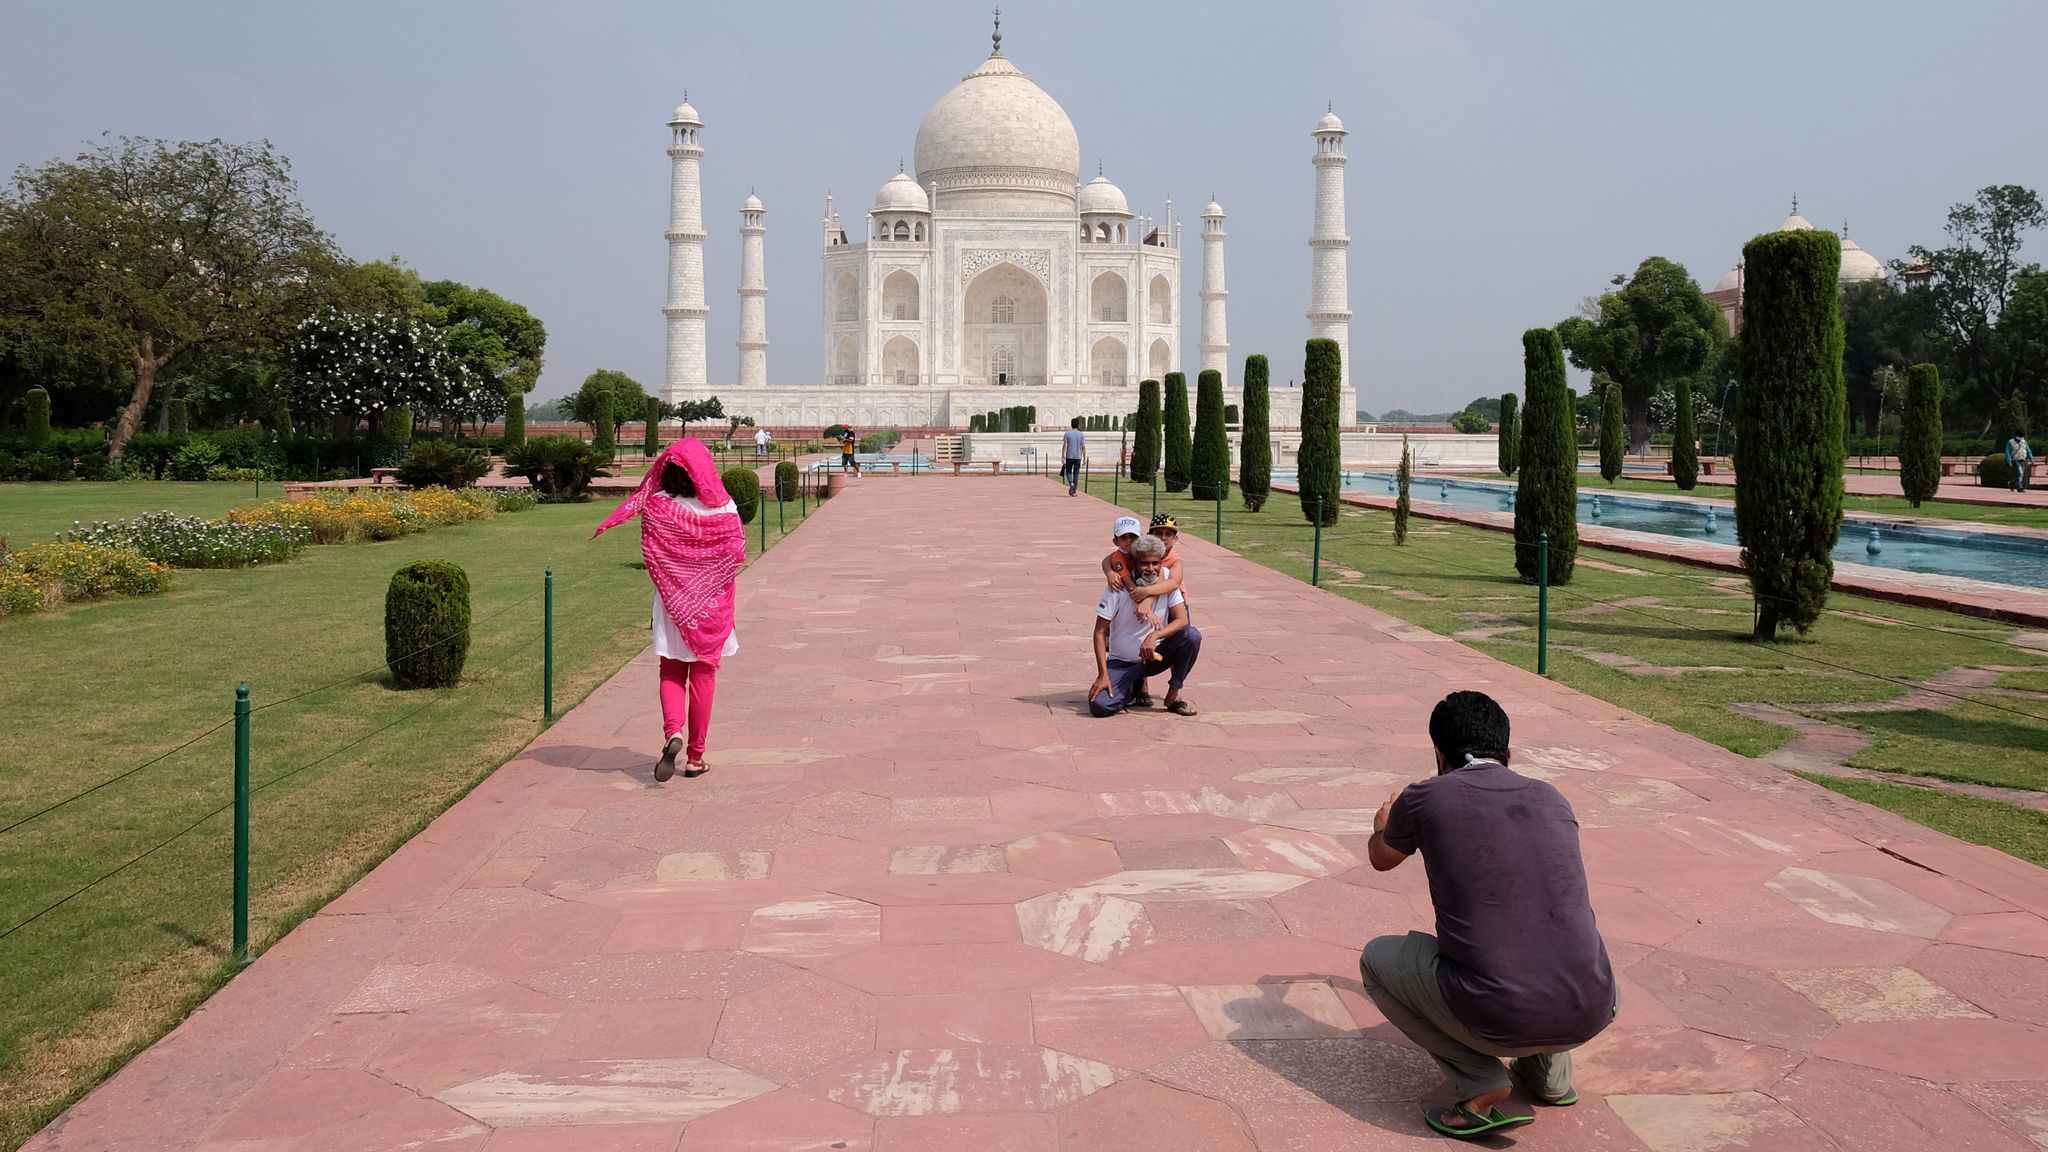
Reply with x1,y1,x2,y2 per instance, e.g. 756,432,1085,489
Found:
658,657,717,762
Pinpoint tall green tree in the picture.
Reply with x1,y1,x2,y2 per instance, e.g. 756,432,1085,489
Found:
1515,329,1578,585
1131,379,1161,483
642,394,662,456
0,137,334,459
1239,354,1272,511
1297,338,1342,526
1900,185,2045,428
1394,436,1412,546
1162,372,1192,492
24,385,51,448
1995,270,2048,427
1556,256,1724,453
1899,363,1942,507
1842,279,1940,437
502,390,524,448
1598,379,1624,483
1496,392,1518,476
1736,228,1846,640
1671,377,1700,489
592,396,616,462
571,370,650,431
1190,369,1229,501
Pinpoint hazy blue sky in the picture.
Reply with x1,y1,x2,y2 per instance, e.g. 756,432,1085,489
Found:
5,1,2044,412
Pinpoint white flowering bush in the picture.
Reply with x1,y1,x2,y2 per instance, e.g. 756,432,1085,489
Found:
59,511,310,569
287,308,494,431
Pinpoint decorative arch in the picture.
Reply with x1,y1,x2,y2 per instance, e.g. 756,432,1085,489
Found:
1090,336,1128,388
963,262,1047,387
883,270,920,321
882,335,919,387
1148,338,1171,379
832,335,858,386
1148,275,1171,324
892,220,910,241
1091,272,1128,323
834,273,859,323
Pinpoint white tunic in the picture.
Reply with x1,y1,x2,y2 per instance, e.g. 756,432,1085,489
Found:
649,494,741,663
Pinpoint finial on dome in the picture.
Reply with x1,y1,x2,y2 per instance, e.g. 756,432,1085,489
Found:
1791,193,1799,214
898,157,905,173
991,7,1003,55
1842,219,1850,237
1098,160,1103,177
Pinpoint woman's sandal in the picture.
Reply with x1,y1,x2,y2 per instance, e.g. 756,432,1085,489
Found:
1424,1104,1533,1139
683,760,711,778
1165,699,1198,717
655,736,684,783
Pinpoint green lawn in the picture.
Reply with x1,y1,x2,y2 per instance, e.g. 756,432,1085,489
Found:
0,480,820,1149
1796,773,2048,866
1090,479,2048,863
1573,475,2048,530
0,481,263,544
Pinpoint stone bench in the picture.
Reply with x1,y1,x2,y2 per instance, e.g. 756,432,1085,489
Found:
951,461,1005,475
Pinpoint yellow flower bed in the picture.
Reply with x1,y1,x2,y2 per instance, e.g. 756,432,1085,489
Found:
226,487,496,544
1,541,171,615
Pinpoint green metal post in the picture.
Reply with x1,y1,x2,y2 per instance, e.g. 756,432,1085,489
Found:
778,486,785,534
543,569,555,723
233,682,251,964
1312,498,1324,587
759,500,768,553
1151,470,1158,518
1537,532,1550,677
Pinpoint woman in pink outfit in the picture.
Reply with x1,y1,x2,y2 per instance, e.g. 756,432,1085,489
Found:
594,439,748,781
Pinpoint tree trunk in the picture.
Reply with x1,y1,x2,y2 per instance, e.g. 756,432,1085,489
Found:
1626,396,1651,455
108,337,167,461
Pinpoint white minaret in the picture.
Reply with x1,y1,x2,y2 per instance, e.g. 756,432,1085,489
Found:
663,99,707,403
737,193,767,389
1308,106,1352,391
1199,200,1229,376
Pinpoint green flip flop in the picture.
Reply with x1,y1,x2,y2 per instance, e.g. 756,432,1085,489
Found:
1425,1104,1534,1139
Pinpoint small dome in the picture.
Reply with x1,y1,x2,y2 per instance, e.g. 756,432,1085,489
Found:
1316,109,1345,133
670,101,701,126
1778,212,1814,232
872,170,930,214
1077,174,1130,216
1839,234,1887,283
1714,264,1742,293
741,193,763,212
1203,200,1225,217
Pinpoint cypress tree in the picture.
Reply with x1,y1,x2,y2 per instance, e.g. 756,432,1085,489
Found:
1163,372,1192,492
1899,363,1942,507
593,396,616,462
1132,379,1162,484
969,413,986,432
1497,392,1518,476
642,395,662,457
1225,403,1239,426
1395,435,1413,545
1191,369,1230,501
1735,228,1845,640
25,386,52,449
168,396,189,437
274,392,295,441
1297,338,1342,526
1672,377,1700,490
1598,380,1624,483
1239,354,1272,511
1515,329,1578,585
387,403,413,447
502,391,524,448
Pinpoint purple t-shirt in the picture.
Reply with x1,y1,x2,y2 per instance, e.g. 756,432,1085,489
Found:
1381,759,1615,1048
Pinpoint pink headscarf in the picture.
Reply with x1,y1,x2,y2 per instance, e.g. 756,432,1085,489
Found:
594,439,746,665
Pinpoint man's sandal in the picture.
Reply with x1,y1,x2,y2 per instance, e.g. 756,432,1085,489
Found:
1424,1105,1533,1139
1131,689,1153,708
1511,1066,1577,1106
1165,699,1198,717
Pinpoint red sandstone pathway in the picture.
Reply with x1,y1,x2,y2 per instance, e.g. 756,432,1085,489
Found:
31,478,2048,1151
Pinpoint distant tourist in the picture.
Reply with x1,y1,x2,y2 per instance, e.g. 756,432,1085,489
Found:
593,438,747,782
754,425,772,458
840,428,859,474
1062,417,1087,496
1089,533,1200,716
2009,433,2033,493
1360,691,1615,1138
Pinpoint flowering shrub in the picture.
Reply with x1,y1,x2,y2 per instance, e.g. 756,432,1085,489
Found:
60,511,309,568
225,488,495,545
493,489,539,513
2,541,170,614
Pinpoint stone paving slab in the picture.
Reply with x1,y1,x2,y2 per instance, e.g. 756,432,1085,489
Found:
29,477,2048,1151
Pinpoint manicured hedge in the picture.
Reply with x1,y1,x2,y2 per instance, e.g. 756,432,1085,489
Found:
1190,369,1229,502
723,467,761,524
1515,329,1578,585
1899,364,1942,507
1238,354,1271,512
1297,339,1342,526
1162,373,1192,492
385,560,471,689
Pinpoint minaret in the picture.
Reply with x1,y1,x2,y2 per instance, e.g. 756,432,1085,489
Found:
663,99,707,403
1308,106,1352,391
737,193,767,389
1199,200,1229,375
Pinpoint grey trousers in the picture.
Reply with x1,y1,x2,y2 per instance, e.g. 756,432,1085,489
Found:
1359,931,1582,1101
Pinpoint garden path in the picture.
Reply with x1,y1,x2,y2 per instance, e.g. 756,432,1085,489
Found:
28,476,2048,1152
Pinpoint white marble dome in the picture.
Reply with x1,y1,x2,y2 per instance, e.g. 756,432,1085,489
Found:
872,170,929,214
914,52,1080,214
1778,211,1815,232
1317,109,1345,133
670,101,701,126
741,192,763,212
1077,173,1130,216
1839,233,1887,283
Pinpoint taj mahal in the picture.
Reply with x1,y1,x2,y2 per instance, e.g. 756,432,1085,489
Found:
660,17,1359,429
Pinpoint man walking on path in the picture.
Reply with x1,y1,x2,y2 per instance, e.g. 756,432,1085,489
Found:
1062,417,1087,496
2009,432,2033,493
754,425,771,459
1360,691,1615,1139
1089,534,1200,717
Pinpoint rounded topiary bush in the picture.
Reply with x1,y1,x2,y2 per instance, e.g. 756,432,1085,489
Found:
723,467,761,524
1979,453,2014,488
385,560,471,689
775,459,800,501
